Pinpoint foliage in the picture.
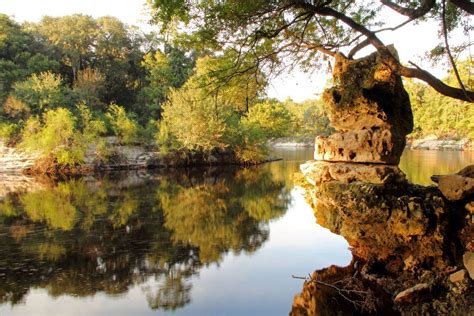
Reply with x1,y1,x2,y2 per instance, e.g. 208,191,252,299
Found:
0,121,20,143
73,68,106,109
2,96,30,120
405,59,473,139
30,14,148,107
283,98,334,137
0,14,59,104
241,100,293,138
138,46,195,119
106,104,141,144
10,72,67,114
20,106,107,167
148,0,473,102
158,54,269,162
20,108,85,165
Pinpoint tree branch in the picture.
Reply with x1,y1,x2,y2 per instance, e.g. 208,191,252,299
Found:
291,1,474,102
348,38,370,59
401,62,474,101
442,0,472,101
380,0,436,18
449,0,474,14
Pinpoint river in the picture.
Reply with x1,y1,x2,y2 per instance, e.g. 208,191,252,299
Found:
0,149,472,315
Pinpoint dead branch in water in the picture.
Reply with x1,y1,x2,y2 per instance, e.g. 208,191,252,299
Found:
292,274,377,312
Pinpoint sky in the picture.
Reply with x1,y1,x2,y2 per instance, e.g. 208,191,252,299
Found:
0,0,458,102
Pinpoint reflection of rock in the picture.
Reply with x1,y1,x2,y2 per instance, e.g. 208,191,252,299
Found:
432,165,474,201
291,260,395,315
315,51,413,164
0,174,45,200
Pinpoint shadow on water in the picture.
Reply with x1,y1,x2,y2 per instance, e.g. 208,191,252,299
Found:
0,167,291,311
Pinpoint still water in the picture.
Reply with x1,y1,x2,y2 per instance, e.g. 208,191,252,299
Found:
0,149,472,316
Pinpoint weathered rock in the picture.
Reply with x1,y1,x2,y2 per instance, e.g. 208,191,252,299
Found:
463,252,474,280
409,137,471,151
449,269,467,283
300,160,406,186
315,126,407,164
394,283,430,303
315,50,413,164
0,140,40,172
466,202,474,214
432,165,474,201
306,181,449,265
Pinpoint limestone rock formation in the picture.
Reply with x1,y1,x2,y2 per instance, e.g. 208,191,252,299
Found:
295,49,473,315
300,160,406,186
294,174,473,315
314,51,413,164
394,283,430,303
432,165,474,201
464,252,474,280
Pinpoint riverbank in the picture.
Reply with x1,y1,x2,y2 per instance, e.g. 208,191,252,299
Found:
268,136,474,151
407,136,473,151
0,138,280,175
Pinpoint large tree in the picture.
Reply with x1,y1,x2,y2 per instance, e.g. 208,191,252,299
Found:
148,0,473,102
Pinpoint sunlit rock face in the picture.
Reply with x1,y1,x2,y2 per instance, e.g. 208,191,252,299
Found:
432,165,474,201
315,52,413,164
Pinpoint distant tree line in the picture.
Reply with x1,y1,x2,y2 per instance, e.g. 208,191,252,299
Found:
405,59,473,139
0,14,334,167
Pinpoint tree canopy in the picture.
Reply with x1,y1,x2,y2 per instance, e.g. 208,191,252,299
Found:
148,0,474,102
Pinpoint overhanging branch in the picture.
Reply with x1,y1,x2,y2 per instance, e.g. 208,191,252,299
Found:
291,0,474,102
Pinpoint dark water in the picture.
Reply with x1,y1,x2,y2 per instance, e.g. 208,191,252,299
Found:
0,149,472,316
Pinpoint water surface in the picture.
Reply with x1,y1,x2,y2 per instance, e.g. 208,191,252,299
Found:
0,148,472,315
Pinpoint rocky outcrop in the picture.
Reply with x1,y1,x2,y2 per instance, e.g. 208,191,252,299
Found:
314,50,413,164
300,160,406,186
0,141,39,172
408,136,472,151
432,165,474,201
294,46,473,315
1,137,269,175
294,162,474,315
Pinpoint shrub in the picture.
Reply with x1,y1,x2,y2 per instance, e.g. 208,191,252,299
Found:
0,121,20,144
2,95,30,119
106,103,141,144
20,108,85,166
160,86,232,153
73,68,106,110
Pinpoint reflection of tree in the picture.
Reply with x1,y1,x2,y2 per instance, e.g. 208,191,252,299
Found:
144,269,193,310
0,166,290,311
159,168,290,264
